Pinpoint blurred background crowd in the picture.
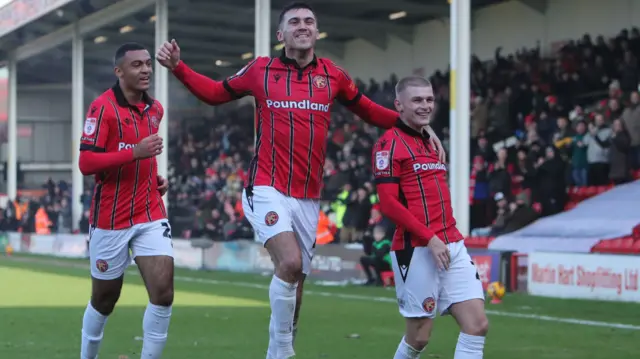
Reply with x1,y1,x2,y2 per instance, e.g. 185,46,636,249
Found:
3,26,640,262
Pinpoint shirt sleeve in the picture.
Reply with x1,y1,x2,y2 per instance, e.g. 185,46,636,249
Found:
223,58,261,98
171,60,253,105
372,139,401,184
334,65,398,128
80,101,110,151
335,65,361,106
78,100,134,175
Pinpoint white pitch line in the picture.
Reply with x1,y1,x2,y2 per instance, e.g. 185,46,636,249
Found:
169,273,640,331
6,256,640,331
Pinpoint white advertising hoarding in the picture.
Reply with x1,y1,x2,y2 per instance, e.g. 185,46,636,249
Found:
528,252,640,302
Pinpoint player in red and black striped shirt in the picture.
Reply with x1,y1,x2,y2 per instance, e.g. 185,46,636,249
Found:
156,3,445,358
78,43,174,359
373,76,488,359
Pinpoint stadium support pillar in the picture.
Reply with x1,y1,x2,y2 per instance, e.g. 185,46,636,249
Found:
449,0,471,236
155,0,169,211
71,24,84,231
254,0,270,145
255,0,271,57
6,54,17,201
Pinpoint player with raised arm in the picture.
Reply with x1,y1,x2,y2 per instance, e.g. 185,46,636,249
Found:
156,3,444,358
78,42,174,359
372,76,489,359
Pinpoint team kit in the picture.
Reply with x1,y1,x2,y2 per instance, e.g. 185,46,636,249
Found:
77,2,488,359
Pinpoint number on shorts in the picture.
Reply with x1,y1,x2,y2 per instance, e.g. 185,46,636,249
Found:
161,222,172,239
471,261,480,280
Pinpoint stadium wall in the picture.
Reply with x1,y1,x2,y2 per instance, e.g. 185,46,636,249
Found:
341,0,640,82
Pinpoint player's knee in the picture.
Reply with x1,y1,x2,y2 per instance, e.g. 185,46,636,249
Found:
149,285,174,307
462,316,489,337
275,256,303,281
90,293,120,315
405,317,433,350
405,332,430,351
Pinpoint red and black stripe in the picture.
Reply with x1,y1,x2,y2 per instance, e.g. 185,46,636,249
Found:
285,66,294,196
144,112,153,221
396,131,432,233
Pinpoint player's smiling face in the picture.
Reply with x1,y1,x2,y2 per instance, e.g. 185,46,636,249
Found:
277,8,319,51
115,49,153,92
395,85,435,129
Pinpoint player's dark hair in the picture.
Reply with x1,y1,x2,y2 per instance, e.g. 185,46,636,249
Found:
278,1,316,28
114,42,147,66
395,76,432,96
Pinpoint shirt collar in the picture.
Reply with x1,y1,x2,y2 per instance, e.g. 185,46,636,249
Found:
111,80,154,109
278,49,318,69
395,118,430,139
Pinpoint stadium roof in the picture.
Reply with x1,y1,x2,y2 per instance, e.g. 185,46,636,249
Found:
0,0,521,88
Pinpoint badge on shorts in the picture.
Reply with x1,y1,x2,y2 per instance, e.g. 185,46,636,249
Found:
84,117,97,136
96,259,109,273
422,297,435,313
265,211,279,226
375,151,390,170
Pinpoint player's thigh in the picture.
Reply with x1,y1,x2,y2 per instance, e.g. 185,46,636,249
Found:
89,226,132,281
290,198,320,276
438,241,485,317
392,246,440,319
130,220,174,304
242,186,294,247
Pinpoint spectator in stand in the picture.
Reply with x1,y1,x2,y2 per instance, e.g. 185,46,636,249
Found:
341,187,372,244
585,114,613,185
535,146,567,216
470,192,509,237
621,91,640,168
571,121,589,186
470,156,491,230
359,225,391,286
499,193,539,235
609,118,632,184
474,136,495,163
488,147,512,196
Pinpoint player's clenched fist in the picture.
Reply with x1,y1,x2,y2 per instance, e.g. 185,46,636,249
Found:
428,236,451,271
156,39,181,71
134,134,163,159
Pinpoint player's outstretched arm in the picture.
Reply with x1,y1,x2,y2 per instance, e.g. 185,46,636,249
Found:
377,182,437,241
335,68,398,129
156,39,252,106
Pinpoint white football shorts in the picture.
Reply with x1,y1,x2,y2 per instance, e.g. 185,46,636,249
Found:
89,219,173,280
392,240,485,318
242,185,320,275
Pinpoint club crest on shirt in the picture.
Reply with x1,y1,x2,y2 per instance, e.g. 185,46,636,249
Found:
312,75,327,89
151,116,159,128
83,117,97,136
265,211,279,226
422,297,435,313
96,259,109,273
375,151,390,170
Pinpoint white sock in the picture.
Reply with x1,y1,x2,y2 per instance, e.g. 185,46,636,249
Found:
269,275,297,359
80,302,109,359
140,303,172,359
393,336,423,359
266,314,277,359
453,332,485,359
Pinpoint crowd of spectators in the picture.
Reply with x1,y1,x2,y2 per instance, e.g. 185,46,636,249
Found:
2,28,640,253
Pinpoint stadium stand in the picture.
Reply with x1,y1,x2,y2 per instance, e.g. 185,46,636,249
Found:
4,26,640,260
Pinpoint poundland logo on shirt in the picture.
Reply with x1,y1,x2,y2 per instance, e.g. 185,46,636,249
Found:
118,142,137,151
413,162,447,172
266,99,330,112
